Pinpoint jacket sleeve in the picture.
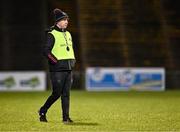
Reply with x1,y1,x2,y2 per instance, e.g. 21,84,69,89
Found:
43,33,58,63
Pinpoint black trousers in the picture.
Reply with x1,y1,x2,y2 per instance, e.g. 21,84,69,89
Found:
40,71,72,120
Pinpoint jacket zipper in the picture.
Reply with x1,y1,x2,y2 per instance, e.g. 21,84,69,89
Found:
68,60,71,70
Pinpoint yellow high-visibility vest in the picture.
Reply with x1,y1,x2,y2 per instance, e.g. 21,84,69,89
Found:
49,29,75,60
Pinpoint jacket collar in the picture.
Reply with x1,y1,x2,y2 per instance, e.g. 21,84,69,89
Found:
54,25,66,32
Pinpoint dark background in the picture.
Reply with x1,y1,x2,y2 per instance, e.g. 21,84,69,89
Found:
0,0,179,89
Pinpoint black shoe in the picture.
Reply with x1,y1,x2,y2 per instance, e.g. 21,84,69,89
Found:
38,110,48,122
63,118,73,124
40,115,48,122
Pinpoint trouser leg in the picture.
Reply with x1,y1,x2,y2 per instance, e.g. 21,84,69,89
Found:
40,72,66,113
61,71,72,120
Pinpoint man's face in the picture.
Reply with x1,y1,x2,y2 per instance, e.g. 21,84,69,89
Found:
57,18,69,29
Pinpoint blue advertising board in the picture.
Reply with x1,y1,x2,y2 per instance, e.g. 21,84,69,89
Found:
86,68,165,91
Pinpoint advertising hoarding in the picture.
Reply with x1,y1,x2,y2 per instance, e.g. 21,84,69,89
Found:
0,71,46,91
86,68,165,91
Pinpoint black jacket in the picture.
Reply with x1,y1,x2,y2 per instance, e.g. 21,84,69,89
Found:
43,26,76,72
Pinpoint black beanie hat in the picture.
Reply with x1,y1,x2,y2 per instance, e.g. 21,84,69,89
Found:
53,8,69,22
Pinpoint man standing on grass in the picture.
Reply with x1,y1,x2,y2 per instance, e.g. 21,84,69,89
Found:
38,8,76,123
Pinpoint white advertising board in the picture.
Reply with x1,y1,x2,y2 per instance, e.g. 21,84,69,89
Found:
86,67,165,91
0,71,46,91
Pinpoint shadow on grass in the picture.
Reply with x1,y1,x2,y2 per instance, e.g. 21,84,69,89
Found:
65,122,99,126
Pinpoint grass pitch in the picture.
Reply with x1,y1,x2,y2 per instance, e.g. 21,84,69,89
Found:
0,90,180,131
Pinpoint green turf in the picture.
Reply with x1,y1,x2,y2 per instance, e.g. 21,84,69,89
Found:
0,90,180,131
